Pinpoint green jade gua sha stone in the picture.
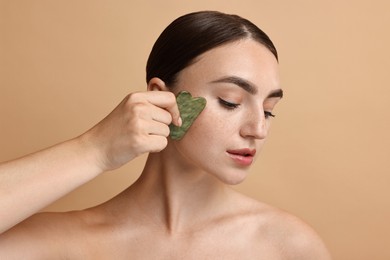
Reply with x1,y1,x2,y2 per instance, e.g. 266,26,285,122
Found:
169,91,207,140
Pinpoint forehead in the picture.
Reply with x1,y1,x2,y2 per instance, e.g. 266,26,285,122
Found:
176,39,280,94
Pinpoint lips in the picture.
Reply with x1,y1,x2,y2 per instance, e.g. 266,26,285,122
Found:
226,148,256,166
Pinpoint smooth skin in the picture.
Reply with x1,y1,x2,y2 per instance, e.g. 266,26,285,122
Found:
0,39,332,259
0,91,181,234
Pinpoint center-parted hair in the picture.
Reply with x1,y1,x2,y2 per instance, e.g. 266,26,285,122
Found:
146,11,278,88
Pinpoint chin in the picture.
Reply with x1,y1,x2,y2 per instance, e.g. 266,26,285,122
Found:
216,170,248,185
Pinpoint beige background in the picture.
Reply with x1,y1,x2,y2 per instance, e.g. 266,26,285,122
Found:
1,0,389,259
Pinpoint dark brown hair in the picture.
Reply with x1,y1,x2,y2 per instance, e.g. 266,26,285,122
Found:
146,11,278,87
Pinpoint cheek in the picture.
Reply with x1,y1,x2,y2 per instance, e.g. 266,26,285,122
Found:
177,108,226,152
186,107,228,140
185,112,241,160
173,115,225,169
183,114,215,145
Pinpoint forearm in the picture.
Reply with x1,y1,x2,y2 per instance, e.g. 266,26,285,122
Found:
0,91,181,234
0,136,103,233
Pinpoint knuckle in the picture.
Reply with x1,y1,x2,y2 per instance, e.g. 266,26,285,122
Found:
161,111,173,125
150,137,168,153
157,137,168,150
126,93,149,108
162,125,170,137
130,103,144,115
126,92,142,103
163,91,176,105
166,91,176,101
131,134,148,153
128,102,149,118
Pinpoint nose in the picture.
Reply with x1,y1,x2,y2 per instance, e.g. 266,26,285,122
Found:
239,110,268,140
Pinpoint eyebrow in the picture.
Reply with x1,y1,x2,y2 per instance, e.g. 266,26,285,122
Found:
267,89,284,99
210,76,283,99
210,76,258,95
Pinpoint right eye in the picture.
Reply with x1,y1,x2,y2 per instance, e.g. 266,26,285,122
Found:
218,98,240,110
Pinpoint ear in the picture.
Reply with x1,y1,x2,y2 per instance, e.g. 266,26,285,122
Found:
147,77,169,91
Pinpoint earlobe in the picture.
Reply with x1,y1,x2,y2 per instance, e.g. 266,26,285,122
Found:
147,77,169,91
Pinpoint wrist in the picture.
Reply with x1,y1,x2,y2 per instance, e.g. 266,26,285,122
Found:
73,131,107,174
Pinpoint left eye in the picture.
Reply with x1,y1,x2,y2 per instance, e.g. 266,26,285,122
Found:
219,97,276,118
218,98,240,110
264,111,276,118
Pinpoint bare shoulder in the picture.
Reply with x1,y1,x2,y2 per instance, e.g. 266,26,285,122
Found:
0,210,94,259
249,200,332,260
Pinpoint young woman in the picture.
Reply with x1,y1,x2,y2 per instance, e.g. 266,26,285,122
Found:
0,11,331,259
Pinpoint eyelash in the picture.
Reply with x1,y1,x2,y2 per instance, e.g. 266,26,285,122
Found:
264,111,276,118
218,98,239,110
218,98,276,118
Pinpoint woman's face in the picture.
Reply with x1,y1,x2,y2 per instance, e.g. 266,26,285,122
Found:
169,39,282,185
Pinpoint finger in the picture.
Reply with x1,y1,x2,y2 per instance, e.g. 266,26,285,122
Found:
148,105,173,125
146,120,170,137
145,135,168,153
145,92,182,127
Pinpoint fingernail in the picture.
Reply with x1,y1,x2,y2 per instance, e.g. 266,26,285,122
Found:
178,117,182,127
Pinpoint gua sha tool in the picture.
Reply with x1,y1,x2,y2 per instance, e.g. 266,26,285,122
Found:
169,91,207,140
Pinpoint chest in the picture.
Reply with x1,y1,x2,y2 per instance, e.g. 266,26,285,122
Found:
70,227,282,260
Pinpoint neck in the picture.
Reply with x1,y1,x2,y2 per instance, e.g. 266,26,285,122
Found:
124,145,231,233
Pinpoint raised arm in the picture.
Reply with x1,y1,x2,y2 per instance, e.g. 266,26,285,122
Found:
0,90,181,233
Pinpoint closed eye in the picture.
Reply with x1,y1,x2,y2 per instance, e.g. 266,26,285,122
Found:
265,111,275,118
218,98,240,110
219,98,276,118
